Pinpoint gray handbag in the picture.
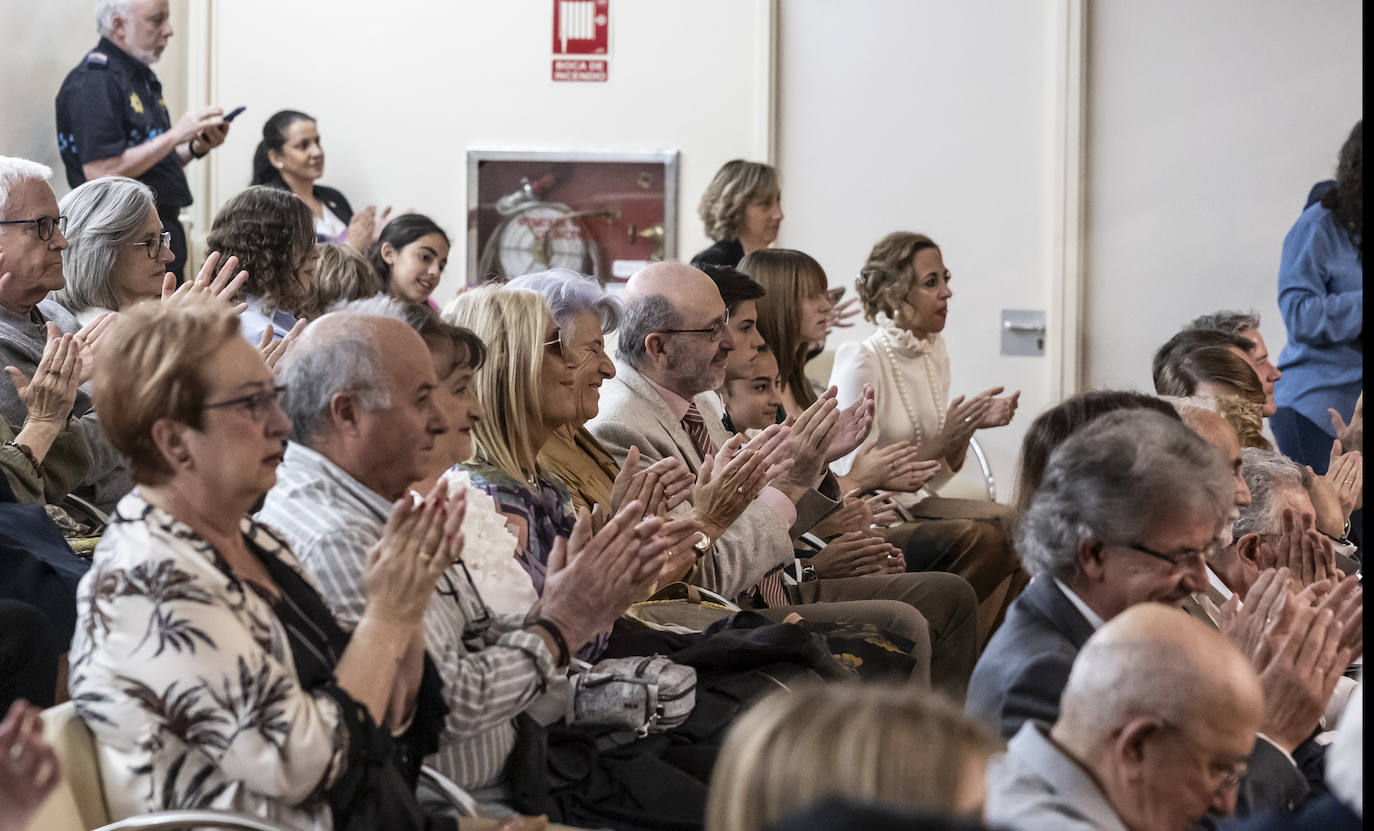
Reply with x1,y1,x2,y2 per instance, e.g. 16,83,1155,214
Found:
568,654,697,736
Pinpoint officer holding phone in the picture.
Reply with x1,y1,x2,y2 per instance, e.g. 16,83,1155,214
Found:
55,0,236,281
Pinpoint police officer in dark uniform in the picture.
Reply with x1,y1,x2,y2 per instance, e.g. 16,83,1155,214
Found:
55,0,228,281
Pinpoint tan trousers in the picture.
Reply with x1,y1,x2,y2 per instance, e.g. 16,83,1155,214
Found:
883,497,1029,649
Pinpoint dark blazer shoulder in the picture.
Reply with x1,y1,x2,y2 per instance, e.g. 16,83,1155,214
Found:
313,185,354,224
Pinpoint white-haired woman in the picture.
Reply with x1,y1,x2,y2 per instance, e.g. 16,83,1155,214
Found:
54,175,247,323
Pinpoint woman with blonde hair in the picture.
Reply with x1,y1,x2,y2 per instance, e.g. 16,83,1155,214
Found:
692,160,783,268
297,242,383,320
706,682,1000,831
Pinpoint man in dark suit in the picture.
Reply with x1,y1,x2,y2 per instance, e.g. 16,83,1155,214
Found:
966,409,1344,819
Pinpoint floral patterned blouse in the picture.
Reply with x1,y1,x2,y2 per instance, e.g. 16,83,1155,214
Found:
68,490,439,830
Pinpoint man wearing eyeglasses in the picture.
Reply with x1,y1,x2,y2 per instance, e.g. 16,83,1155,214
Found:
987,603,1265,831
0,156,133,513
55,0,229,281
966,409,1348,821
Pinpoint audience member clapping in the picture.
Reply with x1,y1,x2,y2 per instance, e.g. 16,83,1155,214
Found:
208,184,318,344
2,321,89,504
251,109,390,248
707,682,999,831
0,156,130,511
259,295,671,799
70,295,466,827
371,213,450,306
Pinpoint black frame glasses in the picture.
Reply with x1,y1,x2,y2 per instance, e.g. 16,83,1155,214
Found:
126,230,173,260
1117,540,1214,572
0,215,67,241
202,385,287,423
652,310,731,342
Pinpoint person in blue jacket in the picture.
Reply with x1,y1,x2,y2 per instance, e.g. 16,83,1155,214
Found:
1271,121,1362,475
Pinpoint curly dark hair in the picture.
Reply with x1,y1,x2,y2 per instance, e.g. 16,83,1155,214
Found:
207,186,314,314
1320,120,1361,249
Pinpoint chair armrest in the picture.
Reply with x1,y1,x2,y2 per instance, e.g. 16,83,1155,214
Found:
419,764,483,818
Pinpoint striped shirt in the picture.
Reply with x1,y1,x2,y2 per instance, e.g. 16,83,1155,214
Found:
257,441,558,789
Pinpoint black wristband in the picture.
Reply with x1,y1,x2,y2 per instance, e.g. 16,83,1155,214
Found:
188,137,206,159
529,617,570,666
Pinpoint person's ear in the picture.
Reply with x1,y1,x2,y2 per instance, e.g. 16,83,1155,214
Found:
1236,533,1263,568
149,417,194,471
267,147,285,170
1076,534,1108,581
644,332,668,362
328,391,362,437
1115,716,1166,779
379,241,398,265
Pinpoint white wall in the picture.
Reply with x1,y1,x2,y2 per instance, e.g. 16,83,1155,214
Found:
778,0,1065,495
0,0,188,199
1083,0,1363,391
206,0,774,307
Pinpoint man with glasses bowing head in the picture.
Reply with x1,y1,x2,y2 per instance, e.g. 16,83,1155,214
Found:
56,0,231,280
967,408,1350,820
0,156,131,512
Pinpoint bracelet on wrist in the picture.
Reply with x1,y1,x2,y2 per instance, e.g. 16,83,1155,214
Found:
188,138,206,159
528,617,570,666
5,440,41,475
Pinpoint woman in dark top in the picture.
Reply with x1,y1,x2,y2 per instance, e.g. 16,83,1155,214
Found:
70,296,461,830
692,160,784,268
252,109,390,249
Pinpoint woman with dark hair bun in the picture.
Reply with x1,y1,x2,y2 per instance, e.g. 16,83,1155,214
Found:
369,213,450,307
251,109,389,249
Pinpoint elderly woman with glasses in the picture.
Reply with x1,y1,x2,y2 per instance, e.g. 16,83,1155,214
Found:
70,295,463,829
54,176,248,322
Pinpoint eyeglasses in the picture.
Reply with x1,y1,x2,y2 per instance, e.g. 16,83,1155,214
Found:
1117,540,1218,572
202,385,287,423
652,310,731,343
125,230,172,260
1161,722,1248,791
0,215,67,241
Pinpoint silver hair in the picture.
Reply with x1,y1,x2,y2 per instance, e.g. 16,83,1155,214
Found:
1059,639,1196,740
1016,409,1234,579
615,293,679,366
278,300,415,444
1233,448,1312,540
96,0,135,36
53,177,156,313
0,156,53,219
507,269,622,339
1187,310,1261,338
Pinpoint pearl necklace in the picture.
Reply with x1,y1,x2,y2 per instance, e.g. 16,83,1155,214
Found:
878,326,945,447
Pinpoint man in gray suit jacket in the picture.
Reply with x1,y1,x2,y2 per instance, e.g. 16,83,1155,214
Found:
588,262,977,696
968,409,1345,818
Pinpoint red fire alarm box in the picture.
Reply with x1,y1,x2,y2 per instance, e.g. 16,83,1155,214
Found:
552,0,609,55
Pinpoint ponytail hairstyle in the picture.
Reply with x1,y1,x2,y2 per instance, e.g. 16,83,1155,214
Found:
369,213,450,290
855,232,940,326
250,110,314,188
1320,120,1362,250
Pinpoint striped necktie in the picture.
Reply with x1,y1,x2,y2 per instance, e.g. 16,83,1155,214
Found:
681,402,788,609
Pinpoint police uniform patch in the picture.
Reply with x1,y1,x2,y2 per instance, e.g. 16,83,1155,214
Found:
130,91,144,114
85,51,108,65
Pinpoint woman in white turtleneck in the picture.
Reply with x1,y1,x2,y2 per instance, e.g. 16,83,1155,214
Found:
829,231,1020,511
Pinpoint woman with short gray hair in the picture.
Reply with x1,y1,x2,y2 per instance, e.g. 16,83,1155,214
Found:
53,176,171,323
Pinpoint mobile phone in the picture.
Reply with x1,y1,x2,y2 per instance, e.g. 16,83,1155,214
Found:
224,105,247,122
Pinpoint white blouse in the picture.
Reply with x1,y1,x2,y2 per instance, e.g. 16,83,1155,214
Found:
828,316,955,501
69,490,349,829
